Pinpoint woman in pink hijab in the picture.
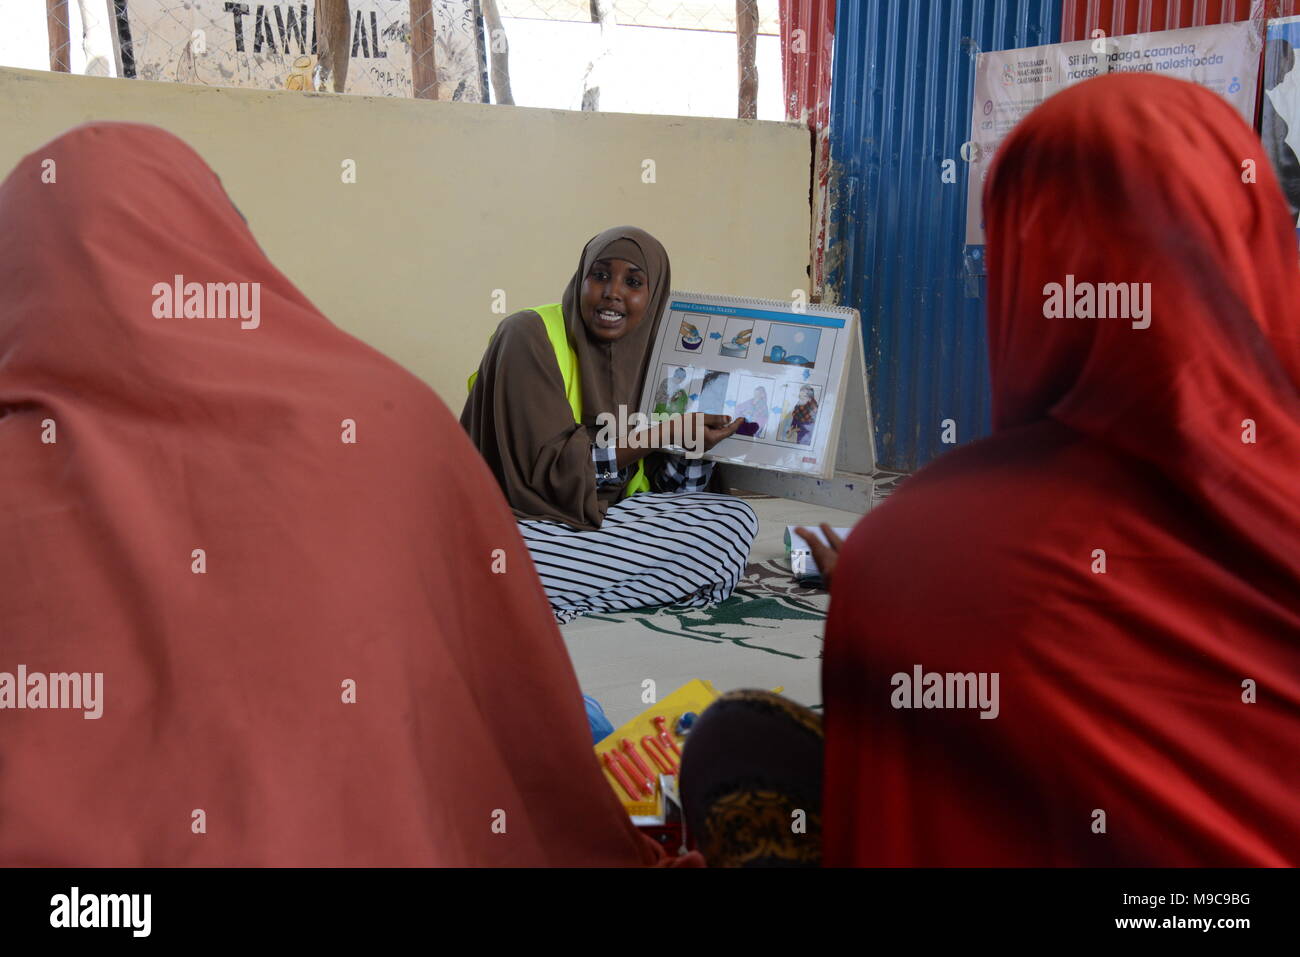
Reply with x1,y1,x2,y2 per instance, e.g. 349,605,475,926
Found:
0,123,666,866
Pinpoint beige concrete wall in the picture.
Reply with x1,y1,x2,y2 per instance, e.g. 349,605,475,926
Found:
0,67,811,408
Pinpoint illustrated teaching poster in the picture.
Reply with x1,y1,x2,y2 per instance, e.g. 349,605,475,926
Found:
639,292,862,479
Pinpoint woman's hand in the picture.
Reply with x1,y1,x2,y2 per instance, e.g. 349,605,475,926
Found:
701,414,743,451
656,414,743,453
794,523,845,589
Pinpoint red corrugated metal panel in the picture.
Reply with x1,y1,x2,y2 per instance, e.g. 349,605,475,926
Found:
780,1,837,297
1061,0,1300,41
779,0,836,126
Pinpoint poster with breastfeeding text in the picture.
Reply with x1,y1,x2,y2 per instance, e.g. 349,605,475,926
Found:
965,20,1261,246
637,293,861,479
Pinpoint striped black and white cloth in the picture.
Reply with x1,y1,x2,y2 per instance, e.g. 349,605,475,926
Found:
519,447,759,624
590,443,712,492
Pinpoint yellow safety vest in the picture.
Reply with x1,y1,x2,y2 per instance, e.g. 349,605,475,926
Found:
468,304,650,497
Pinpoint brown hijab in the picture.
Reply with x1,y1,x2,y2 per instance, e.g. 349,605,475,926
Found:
461,226,672,530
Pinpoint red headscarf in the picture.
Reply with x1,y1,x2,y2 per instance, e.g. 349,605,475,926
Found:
823,75,1300,866
0,123,659,866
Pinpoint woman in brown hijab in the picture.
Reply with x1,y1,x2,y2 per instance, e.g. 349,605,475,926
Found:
462,226,758,623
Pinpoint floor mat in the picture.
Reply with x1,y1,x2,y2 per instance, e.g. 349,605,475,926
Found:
581,559,828,661
560,497,859,728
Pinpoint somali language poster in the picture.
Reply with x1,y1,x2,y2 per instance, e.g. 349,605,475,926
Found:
965,21,1261,246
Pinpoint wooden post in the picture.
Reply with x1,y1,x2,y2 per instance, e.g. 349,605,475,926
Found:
410,0,439,99
47,0,71,72
481,0,513,105
315,0,351,93
736,0,759,119
582,0,616,112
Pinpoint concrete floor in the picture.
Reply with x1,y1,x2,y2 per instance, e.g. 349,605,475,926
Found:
742,494,864,564
561,495,864,728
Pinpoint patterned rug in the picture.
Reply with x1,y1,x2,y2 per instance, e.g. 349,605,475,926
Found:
582,559,828,661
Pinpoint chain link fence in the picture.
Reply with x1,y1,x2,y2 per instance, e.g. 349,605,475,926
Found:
23,0,780,117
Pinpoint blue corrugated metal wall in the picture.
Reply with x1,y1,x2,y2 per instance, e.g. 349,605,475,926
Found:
827,0,1062,472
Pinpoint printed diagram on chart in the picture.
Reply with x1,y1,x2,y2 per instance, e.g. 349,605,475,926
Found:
673,314,709,355
641,293,861,478
652,364,693,416
695,369,730,414
717,317,755,358
776,383,821,446
762,322,821,369
651,365,732,418
731,374,776,438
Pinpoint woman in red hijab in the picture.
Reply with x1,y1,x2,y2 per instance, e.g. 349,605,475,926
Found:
0,123,665,866
823,75,1300,866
